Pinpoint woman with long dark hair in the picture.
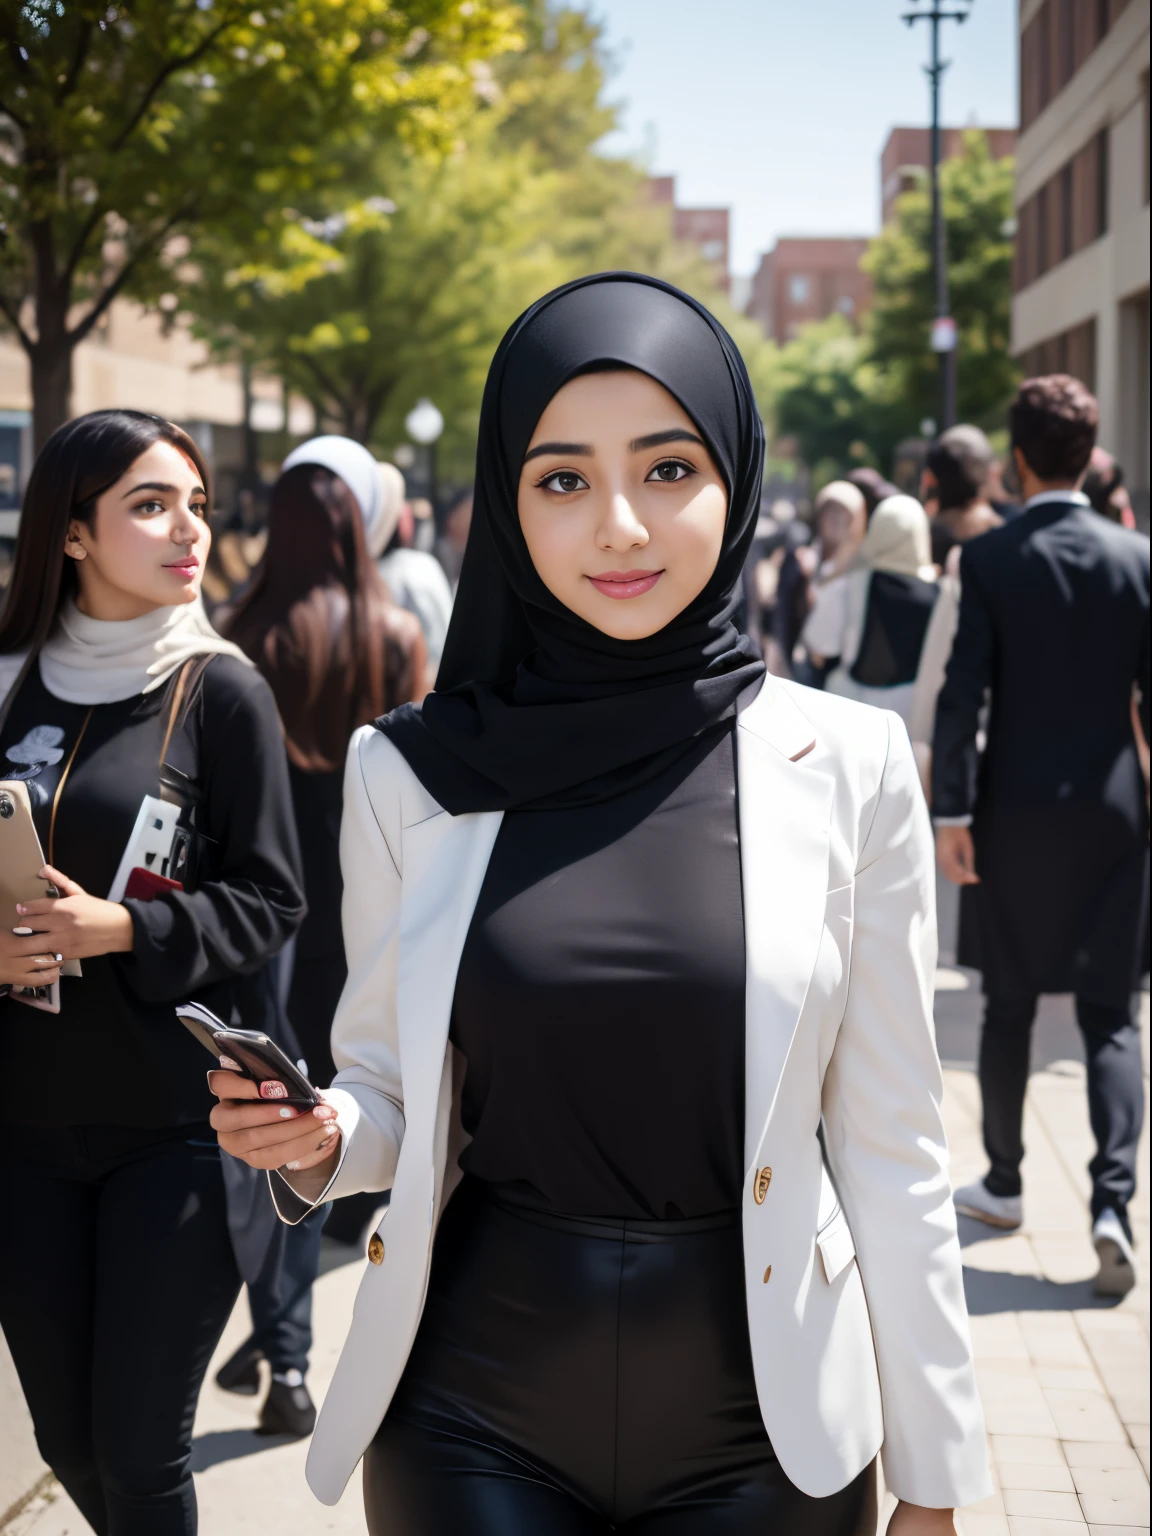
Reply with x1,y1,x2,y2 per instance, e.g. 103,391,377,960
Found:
212,277,989,1535
224,436,425,1089
0,410,305,1535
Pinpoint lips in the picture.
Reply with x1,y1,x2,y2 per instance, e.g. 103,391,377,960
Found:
164,558,200,576
586,569,663,600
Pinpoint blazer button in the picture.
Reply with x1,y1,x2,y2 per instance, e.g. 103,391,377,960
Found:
753,1166,772,1204
367,1233,384,1266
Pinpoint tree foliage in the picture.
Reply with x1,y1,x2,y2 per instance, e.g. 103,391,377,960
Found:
0,0,520,444
771,132,1018,478
177,0,775,472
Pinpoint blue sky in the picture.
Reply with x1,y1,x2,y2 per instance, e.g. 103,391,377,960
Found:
593,0,1018,275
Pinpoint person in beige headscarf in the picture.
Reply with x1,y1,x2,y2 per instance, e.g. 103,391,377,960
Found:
368,462,453,690
802,494,938,722
812,480,868,584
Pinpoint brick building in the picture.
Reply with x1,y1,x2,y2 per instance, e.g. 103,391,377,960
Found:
648,176,730,293
880,125,1018,224
1013,0,1149,520
745,237,872,344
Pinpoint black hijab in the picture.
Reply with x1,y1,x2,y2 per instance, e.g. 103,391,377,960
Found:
377,272,766,813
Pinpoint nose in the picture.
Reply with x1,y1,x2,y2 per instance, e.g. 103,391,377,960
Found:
596,492,649,553
170,503,203,546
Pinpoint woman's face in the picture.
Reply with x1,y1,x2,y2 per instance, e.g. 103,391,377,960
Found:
517,370,728,641
66,440,212,621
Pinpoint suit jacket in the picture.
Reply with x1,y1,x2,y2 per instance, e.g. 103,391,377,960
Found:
931,499,1149,998
932,498,1150,824
273,678,990,1510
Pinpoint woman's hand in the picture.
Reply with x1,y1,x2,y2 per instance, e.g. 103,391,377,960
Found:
209,1071,342,1200
0,920,63,989
935,826,979,886
887,1503,955,1534
14,866,134,961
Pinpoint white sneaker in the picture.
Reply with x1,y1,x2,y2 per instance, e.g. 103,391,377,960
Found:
1092,1210,1136,1297
953,1178,1023,1230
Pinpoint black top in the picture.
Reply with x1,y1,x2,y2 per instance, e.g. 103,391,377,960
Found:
0,657,305,1128
449,721,745,1220
850,570,939,688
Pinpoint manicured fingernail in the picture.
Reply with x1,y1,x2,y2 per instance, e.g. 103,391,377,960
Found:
216,1055,241,1070
259,1081,288,1099
322,1122,339,1137
285,1160,301,1171
313,1105,336,1120
53,953,62,964
279,1106,296,1119
15,905,27,915
13,927,32,936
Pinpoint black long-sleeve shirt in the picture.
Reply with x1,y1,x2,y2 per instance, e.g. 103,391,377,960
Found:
0,657,305,1127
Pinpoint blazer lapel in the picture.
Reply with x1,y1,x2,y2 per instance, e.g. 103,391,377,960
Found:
397,808,503,1119
737,683,835,1166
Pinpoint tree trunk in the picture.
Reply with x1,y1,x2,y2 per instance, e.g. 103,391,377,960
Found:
240,360,260,490
30,340,74,454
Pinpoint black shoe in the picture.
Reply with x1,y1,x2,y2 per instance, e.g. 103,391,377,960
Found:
257,1377,317,1438
215,1343,263,1396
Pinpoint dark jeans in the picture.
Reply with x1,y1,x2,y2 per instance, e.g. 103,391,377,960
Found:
366,1178,873,1535
242,1203,325,1375
0,1124,240,1536
980,993,1144,1225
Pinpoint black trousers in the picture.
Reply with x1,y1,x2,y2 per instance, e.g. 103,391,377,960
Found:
365,1179,873,1534
242,1202,326,1375
980,993,1144,1224
0,1124,240,1536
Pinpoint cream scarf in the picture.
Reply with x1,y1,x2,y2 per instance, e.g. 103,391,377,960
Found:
35,595,252,705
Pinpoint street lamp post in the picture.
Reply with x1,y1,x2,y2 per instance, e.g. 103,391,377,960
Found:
903,0,973,431
404,397,445,516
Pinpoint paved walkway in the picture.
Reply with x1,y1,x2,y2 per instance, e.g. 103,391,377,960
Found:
8,954,1149,1533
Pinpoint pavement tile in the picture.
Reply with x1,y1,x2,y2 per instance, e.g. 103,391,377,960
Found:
1043,1389,1129,1443
1125,1423,1150,1450
1037,1369,1111,1393
957,1516,1011,1536
1003,1490,1092,1520
1069,1468,1149,1501
1061,1443,1143,1471
1076,1487,1151,1525
997,1463,1077,1493
992,1437,1069,1466
1003,1518,1090,1534
1085,1528,1150,1536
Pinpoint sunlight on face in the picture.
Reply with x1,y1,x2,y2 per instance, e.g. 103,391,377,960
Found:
66,440,212,622
517,370,727,641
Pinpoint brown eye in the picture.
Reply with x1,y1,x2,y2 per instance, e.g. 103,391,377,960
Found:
539,470,589,495
647,459,692,484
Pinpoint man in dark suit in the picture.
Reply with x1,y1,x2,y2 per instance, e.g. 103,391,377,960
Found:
933,374,1149,1296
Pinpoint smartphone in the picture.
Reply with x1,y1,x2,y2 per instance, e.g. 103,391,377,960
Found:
177,1000,320,1108
0,781,62,1013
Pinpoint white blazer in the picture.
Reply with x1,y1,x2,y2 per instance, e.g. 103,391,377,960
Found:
273,676,991,1511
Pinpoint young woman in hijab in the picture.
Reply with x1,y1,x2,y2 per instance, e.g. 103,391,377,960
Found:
802,493,939,723
211,275,989,1535
0,410,305,1535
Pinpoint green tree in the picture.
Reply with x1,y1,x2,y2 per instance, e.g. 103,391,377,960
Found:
176,1,759,469
863,130,1018,431
0,0,519,446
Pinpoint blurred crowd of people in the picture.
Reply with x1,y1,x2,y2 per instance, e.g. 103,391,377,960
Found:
750,375,1149,1298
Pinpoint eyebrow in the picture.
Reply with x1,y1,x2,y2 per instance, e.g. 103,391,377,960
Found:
523,428,706,464
523,441,593,462
122,481,206,499
629,429,706,453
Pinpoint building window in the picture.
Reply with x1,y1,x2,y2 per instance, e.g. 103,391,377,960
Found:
1017,316,1097,391
836,295,855,316
699,239,725,263
1095,126,1109,236
788,275,810,305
